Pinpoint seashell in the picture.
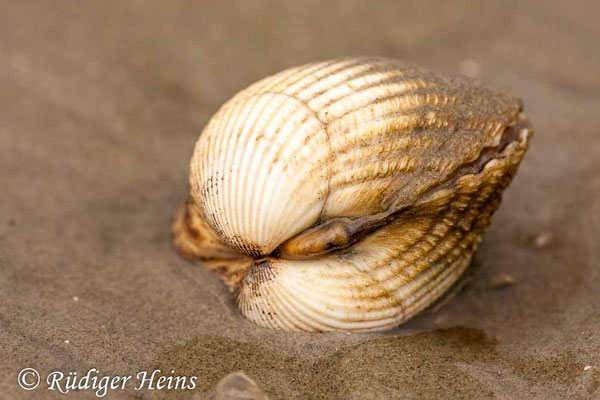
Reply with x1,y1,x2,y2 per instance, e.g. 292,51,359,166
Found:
172,57,533,332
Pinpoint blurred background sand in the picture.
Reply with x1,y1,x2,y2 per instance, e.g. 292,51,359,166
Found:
1,1,599,398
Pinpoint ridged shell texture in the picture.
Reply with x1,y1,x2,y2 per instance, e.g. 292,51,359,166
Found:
174,57,533,332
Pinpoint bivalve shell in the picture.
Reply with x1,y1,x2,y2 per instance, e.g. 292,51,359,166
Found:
173,57,533,332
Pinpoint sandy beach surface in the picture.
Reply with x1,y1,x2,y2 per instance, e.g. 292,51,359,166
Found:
1,1,599,398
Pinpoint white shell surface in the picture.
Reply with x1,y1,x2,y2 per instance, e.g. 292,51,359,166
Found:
190,92,330,257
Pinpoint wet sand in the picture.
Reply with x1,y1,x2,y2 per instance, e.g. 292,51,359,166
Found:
1,1,599,398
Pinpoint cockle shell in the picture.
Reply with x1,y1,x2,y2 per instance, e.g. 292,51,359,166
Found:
172,57,533,332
